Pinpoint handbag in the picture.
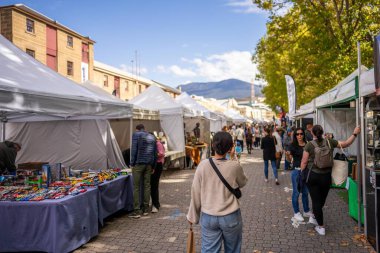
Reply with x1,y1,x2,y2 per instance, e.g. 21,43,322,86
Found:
186,225,195,253
331,145,348,185
275,151,282,159
209,158,242,199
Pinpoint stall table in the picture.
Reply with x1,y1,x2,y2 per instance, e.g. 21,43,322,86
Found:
0,187,99,253
186,144,208,167
98,175,134,225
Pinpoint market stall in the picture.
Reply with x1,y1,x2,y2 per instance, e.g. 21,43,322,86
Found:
0,35,132,170
357,67,380,250
129,86,186,166
176,92,213,145
0,34,134,252
314,67,367,156
224,109,247,124
0,187,99,253
293,99,315,128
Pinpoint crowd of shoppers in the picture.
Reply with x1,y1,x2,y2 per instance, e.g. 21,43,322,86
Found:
127,119,361,252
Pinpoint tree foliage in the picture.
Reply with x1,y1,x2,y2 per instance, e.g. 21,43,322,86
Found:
253,0,380,111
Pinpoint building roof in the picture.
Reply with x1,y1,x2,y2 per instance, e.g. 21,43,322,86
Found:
94,60,181,94
152,80,181,95
0,4,95,43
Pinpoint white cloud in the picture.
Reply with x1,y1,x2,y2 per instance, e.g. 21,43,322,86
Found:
155,51,258,83
225,0,265,14
168,65,197,77
120,64,148,75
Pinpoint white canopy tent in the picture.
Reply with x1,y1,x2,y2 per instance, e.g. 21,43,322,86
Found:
293,99,316,127
82,81,161,151
313,67,367,156
129,86,185,153
360,68,376,97
315,66,367,108
0,35,132,170
224,109,247,124
176,92,224,134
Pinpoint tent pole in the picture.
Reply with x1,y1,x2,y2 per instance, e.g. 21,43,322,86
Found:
360,96,367,236
129,117,133,167
356,42,367,232
1,121,5,142
1,114,7,142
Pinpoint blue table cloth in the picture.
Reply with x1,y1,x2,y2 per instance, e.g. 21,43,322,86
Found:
98,175,134,225
0,187,98,253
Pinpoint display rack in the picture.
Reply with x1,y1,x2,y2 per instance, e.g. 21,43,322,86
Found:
364,98,380,252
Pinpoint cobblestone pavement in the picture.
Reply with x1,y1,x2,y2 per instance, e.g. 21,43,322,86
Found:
75,150,374,253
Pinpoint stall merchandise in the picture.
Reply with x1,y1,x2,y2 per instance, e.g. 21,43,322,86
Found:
0,173,133,253
0,187,99,253
186,144,208,167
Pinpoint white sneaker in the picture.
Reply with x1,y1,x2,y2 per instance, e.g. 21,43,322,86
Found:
151,206,159,213
293,212,304,222
315,226,326,235
265,178,268,183
308,216,318,226
303,211,313,217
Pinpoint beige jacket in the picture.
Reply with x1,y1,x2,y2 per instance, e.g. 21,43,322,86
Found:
187,158,248,224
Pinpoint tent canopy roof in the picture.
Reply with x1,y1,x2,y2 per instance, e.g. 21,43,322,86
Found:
315,66,367,108
0,35,132,122
128,86,183,115
175,92,218,119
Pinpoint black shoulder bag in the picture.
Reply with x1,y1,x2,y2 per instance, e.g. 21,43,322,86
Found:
208,158,242,199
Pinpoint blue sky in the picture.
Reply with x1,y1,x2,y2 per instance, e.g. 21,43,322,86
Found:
2,0,269,87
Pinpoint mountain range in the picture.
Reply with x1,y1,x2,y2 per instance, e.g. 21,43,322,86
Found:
178,79,263,100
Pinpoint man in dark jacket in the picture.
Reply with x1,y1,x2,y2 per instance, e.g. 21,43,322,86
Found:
0,141,21,175
129,124,157,219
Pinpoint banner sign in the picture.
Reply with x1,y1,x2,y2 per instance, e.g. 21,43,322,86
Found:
285,75,296,117
374,35,380,96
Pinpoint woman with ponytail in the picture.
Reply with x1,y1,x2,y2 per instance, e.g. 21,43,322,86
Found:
300,125,360,236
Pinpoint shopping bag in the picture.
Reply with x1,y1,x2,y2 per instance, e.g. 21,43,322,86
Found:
186,225,195,253
331,146,348,185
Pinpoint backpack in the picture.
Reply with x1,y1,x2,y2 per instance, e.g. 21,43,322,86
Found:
311,139,333,169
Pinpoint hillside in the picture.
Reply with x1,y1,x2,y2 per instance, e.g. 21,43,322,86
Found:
178,79,263,99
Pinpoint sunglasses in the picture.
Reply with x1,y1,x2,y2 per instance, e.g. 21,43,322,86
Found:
296,133,304,136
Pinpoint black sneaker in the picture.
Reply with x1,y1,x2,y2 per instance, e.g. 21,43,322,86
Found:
128,211,141,219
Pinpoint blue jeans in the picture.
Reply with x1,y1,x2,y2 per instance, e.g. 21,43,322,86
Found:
264,160,278,179
291,169,310,214
284,159,291,170
200,209,242,253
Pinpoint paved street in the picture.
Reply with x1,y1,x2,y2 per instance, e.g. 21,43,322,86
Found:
75,150,374,253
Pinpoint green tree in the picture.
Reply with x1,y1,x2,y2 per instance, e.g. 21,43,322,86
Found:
253,0,380,111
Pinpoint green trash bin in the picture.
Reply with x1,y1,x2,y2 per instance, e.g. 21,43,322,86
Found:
347,177,364,223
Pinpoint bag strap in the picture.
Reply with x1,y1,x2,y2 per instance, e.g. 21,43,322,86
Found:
273,136,277,145
209,158,236,196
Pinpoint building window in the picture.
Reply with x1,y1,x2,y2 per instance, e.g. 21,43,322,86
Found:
26,18,34,33
26,49,35,58
67,61,73,76
139,85,142,94
67,35,73,47
103,75,108,87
